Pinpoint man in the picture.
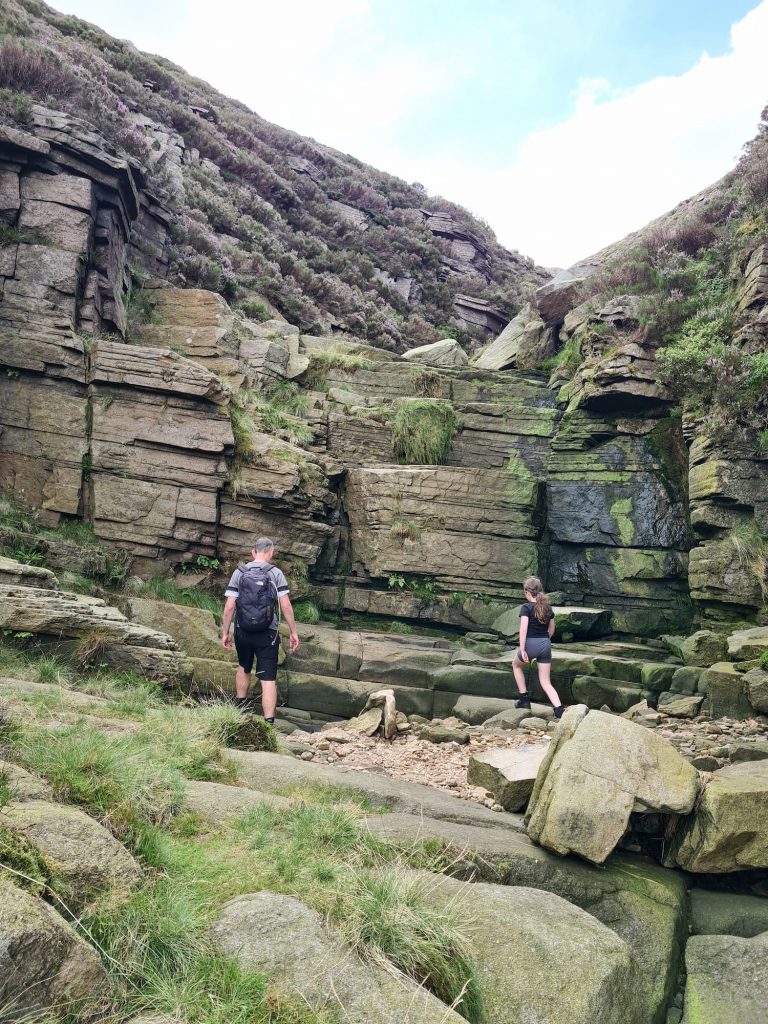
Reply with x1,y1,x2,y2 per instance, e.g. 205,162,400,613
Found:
221,537,300,723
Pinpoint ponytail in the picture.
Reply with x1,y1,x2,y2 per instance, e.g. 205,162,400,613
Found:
523,576,551,624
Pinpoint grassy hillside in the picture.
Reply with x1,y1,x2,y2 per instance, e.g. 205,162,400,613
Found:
0,0,547,351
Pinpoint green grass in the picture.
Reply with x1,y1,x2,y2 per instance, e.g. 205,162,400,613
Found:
137,575,222,614
36,654,73,686
293,600,321,624
332,865,484,1022
304,346,374,388
760,648,768,671
231,386,313,460
390,399,457,465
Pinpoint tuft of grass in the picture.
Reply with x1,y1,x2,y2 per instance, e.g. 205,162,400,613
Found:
331,866,484,1023
390,399,457,465
759,648,768,671
293,600,321,624
304,346,374,388
731,521,768,604
389,518,421,543
230,386,313,459
389,620,415,635
85,873,343,1024
18,725,186,839
138,575,222,614
74,629,113,669
36,654,72,686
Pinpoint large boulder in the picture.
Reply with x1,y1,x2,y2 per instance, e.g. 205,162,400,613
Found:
0,760,52,801
678,630,728,667
526,707,698,864
701,662,754,720
746,667,768,713
0,800,141,910
0,877,108,1020
125,597,226,661
727,625,768,661
681,932,768,1024
401,338,468,368
467,743,548,811
669,761,768,872
689,888,768,938
422,872,638,1024
209,891,464,1023
368,815,687,1024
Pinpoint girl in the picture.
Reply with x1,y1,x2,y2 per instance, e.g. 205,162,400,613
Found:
512,576,564,719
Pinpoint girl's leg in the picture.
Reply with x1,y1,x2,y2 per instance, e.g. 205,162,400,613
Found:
512,655,528,695
537,662,562,708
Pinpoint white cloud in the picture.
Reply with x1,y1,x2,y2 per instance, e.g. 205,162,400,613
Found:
391,1,768,267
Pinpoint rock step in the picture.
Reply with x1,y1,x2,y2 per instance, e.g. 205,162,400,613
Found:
224,748,525,832
365,812,686,1024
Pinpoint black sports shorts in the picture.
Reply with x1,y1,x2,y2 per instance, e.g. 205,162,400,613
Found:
514,637,552,664
234,627,280,679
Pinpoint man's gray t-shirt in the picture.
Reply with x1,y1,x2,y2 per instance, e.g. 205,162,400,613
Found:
225,560,289,634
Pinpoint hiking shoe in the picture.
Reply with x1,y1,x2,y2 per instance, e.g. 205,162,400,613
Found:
515,695,531,709
553,705,565,719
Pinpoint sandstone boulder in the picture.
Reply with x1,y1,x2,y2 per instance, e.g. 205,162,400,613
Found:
422,872,638,1024
0,877,108,1020
681,932,768,1024
657,694,704,718
670,761,768,873
727,625,768,661
182,781,291,823
401,338,468,367
0,800,141,911
368,815,686,1024
746,668,768,713
689,888,768,938
209,891,464,1023
0,761,52,801
0,556,58,590
467,743,548,811
701,662,753,720
678,630,728,667
527,707,698,864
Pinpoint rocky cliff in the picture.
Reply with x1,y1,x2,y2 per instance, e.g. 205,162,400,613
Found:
0,0,546,352
1,8,767,713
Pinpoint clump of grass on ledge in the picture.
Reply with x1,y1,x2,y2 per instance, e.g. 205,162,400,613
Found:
304,346,374,388
760,648,768,671
230,384,313,460
138,575,222,614
293,599,321,624
391,399,457,465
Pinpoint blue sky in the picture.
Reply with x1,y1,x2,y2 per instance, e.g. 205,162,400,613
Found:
52,0,768,265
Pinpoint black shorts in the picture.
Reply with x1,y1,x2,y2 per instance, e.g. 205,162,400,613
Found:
514,637,552,664
234,627,280,679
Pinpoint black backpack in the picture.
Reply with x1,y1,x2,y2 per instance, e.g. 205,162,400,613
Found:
235,563,277,633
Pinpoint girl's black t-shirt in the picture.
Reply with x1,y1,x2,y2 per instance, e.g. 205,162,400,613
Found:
519,601,554,639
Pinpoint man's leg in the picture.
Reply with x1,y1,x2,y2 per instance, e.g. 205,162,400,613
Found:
235,666,252,698
260,679,277,720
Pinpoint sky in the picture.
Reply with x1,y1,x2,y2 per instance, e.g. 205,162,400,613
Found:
51,0,768,267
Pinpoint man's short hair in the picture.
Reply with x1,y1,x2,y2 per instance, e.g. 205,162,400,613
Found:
253,537,275,553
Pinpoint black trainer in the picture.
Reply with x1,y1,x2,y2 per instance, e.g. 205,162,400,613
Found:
553,705,565,719
515,694,531,709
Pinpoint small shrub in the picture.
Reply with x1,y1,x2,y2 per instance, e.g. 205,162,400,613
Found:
293,600,321,624
389,519,421,543
0,39,81,102
391,399,456,465
239,297,271,322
